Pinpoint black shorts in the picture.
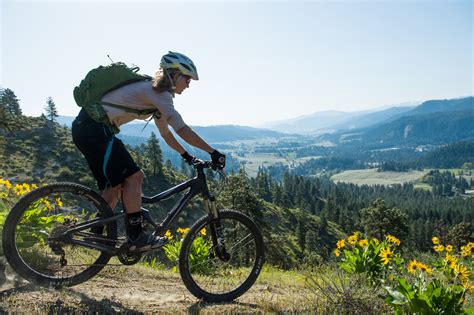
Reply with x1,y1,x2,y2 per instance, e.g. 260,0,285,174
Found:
72,109,140,190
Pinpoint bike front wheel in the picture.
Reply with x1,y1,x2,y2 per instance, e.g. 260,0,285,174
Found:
2,183,117,287
179,209,265,302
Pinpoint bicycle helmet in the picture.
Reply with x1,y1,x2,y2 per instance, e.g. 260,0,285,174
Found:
160,51,199,80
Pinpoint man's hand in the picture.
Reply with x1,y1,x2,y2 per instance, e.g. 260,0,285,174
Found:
181,151,196,165
210,150,226,169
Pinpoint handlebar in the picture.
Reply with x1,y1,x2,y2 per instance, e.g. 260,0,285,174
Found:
191,159,226,173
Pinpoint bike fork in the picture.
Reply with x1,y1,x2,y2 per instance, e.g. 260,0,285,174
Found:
203,197,230,262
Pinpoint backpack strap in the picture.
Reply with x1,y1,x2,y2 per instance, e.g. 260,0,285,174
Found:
101,101,161,119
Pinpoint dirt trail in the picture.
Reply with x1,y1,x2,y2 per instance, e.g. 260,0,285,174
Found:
0,265,277,314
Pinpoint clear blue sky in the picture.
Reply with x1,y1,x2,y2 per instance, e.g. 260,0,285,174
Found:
1,0,472,126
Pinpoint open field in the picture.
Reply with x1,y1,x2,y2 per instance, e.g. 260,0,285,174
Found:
235,153,322,177
331,169,427,186
235,153,288,176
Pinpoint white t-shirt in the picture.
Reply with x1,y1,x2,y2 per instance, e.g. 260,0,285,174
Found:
101,80,186,135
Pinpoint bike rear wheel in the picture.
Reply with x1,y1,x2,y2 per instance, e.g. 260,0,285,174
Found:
179,209,265,302
2,183,117,287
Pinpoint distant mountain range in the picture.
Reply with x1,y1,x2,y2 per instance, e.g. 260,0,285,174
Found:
259,101,420,134
56,116,290,144
259,110,360,134
329,96,474,146
57,97,473,147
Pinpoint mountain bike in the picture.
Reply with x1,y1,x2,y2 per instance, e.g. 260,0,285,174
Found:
2,160,265,302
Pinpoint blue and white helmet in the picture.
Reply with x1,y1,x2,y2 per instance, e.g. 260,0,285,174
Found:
160,51,199,80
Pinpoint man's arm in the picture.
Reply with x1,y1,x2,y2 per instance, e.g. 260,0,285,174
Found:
159,124,226,169
161,131,187,154
175,125,213,153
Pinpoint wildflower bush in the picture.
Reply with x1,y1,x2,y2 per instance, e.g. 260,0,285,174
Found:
0,179,35,231
0,179,66,248
334,232,473,314
162,227,210,274
335,232,403,284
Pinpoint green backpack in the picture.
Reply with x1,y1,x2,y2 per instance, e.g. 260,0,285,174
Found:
73,62,159,134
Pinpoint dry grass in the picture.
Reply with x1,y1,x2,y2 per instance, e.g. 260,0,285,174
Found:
0,261,393,314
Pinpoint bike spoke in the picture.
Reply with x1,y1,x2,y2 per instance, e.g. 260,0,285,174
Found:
228,233,253,253
11,186,114,281
183,213,260,298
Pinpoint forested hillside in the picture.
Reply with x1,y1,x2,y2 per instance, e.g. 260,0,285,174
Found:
1,88,473,262
1,115,472,263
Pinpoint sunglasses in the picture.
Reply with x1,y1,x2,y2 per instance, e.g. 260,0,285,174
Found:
179,75,191,84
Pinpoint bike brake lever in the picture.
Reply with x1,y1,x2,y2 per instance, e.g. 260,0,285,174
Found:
191,158,204,166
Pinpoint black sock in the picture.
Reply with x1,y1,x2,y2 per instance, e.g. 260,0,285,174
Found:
127,211,143,241
90,213,104,234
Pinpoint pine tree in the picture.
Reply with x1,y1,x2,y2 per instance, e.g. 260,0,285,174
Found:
219,170,264,224
360,198,409,240
145,132,163,176
1,88,22,116
256,168,272,201
45,96,58,122
0,87,23,130
297,220,306,253
305,229,318,253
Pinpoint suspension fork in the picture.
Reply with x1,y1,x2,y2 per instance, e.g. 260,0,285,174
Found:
203,197,230,261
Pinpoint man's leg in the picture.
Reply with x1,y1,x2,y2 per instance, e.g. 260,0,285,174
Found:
122,170,144,214
102,185,121,210
122,170,165,250
90,185,121,235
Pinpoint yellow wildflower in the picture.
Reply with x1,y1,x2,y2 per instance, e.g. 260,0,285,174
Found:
177,227,190,235
445,245,453,252
334,249,341,257
336,239,345,249
433,245,445,252
347,232,358,245
200,228,206,236
14,184,23,196
454,264,470,283
0,179,12,189
372,238,380,245
417,262,433,275
358,239,369,247
380,247,394,265
407,260,420,274
31,184,38,189
432,236,440,245
43,199,52,211
445,253,458,269
460,245,471,257
463,282,473,294
22,183,31,192
386,234,401,246
13,183,31,196
164,230,173,240
55,197,63,207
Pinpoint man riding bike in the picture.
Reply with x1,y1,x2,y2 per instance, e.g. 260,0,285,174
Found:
71,51,226,252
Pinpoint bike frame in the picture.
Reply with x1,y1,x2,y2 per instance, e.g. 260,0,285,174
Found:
66,162,222,255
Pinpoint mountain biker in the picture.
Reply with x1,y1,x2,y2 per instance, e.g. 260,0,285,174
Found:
71,51,226,251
